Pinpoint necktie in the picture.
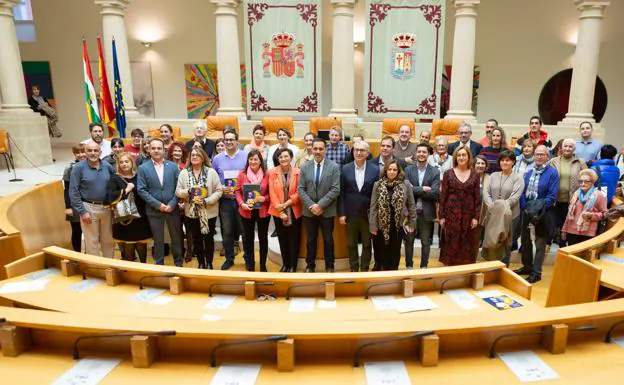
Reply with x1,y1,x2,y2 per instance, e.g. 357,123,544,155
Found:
315,163,321,186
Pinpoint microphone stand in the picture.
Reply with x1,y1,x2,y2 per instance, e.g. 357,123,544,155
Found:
210,335,288,367
286,280,355,300
72,330,176,360
353,331,435,367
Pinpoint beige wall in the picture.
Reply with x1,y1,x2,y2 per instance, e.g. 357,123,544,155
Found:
18,0,623,145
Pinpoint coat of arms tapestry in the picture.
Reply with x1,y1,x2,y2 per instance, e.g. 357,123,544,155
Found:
364,0,445,119
244,0,322,117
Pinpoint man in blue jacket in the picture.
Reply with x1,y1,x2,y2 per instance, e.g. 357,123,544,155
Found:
592,144,620,207
515,145,559,283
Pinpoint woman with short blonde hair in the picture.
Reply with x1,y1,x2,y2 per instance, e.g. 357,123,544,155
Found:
562,168,607,245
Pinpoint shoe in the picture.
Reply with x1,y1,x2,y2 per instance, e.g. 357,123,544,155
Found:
260,265,267,272
246,265,255,272
326,267,335,273
221,260,234,270
271,230,278,238
513,267,533,275
526,274,541,284
288,267,296,273
206,263,213,270
280,265,288,273
197,260,205,269
305,266,316,273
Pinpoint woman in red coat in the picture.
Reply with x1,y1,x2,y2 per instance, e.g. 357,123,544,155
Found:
235,149,271,271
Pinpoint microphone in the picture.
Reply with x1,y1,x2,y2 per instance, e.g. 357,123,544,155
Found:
353,330,435,367
286,280,355,300
210,335,288,367
139,273,176,290
82,267,127,280
489,325,595,358
208,281,275,297
605,319,624,343
364,277,433,299
72,330,176,360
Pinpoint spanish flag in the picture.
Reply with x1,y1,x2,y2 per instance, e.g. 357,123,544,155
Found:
82,39,100,124
97,36,116,137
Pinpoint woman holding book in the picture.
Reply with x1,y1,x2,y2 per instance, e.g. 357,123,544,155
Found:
236,149,271,271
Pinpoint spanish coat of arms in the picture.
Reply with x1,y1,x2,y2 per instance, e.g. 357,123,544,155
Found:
262,32,305,78
391,32,417,80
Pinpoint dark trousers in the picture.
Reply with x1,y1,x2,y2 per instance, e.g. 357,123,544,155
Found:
147,211,184,266
303,216,335,269
219,199,244,262
566,233,591,246
520,214,547,276
275,216,302,269
121,242,147,263
185,216,217,267
554,201,569,245
403,217,433,268
347,216,372,272
70,221,82,252
241,211,270,269
374,227,401,270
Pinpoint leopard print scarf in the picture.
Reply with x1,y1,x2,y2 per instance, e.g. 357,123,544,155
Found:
378,178,404,244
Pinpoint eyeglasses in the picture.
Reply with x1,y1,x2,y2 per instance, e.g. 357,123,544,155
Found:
256,293,277,301
579,180,592,184
354,148,368,153
224,138,236,142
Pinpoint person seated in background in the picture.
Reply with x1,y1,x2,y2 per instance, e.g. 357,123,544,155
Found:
185,121,215,158
575,121,601,166
592,144,620,207
393,124,417,166
159,124,175,152
244,124,269,166
81,123,111,159
479,126,508,174
28,84,61,138
325,126,350,169
478,119,498,147
125,128,144,159
447,122,483,158
103,138,125,169
428,136,452,180
167,141,188,171
63,143,86,252
268,128,299,169
562,169,608,245
514,116,552,156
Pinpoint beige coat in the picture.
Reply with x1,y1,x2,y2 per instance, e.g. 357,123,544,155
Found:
549,156,587,201
175,167,222,219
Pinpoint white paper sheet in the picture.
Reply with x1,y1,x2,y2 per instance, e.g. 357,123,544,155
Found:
317,300,337,308
498,350,560,382
364,361,412,385
201,314,223,321
600,254,624,264
0,279,51,294
26,267,60,280
445,289,479,310
611,337,624,348
474,289,505,299
149,296,173,305
51,357,122,385
68,278,104,293
393,296,438,313
371,295,396,311
288,297,316,313
205,294,237,310
131,288,166,303
210,363,261,385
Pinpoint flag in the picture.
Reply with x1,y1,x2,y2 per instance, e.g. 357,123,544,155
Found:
97,36,116,137
82,39,100,124
112,38,126,138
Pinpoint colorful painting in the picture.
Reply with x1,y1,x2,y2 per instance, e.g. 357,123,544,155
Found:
440,65,480,118
22,61,54,106
184,64,247,119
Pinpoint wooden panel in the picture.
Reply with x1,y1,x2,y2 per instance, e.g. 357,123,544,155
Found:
499,268,532,300
4,252,46,279
561,218,624,259
546,252,601,307
0,234,26,281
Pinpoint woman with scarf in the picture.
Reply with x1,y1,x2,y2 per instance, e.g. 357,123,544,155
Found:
268,148,302,272
176,148,222,269
428,136,452,180
244,124,270,167
562,169,607,245
439,147,482,266
236,149,271,271
514,139,537,176
369,160,417,270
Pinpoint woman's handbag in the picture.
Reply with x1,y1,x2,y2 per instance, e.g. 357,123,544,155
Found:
113,192,140,224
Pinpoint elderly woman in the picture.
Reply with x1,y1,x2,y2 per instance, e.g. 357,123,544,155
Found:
369,159,417,271
244,124,270,166
439,147,482,266
268,128,299,169
562,169,608,245
513,139,537,176
550,138,587,246
479,127,508,174
428,136,452,179
482,151,525,265
294,132,315,168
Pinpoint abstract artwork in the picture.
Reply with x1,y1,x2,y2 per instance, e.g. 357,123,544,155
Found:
184,64,247,119
440,65,480,118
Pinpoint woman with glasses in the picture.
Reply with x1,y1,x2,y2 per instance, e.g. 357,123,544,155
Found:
124,129,144,159
562,169,607,245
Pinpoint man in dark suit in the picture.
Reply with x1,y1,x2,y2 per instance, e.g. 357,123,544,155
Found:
298,138,341,272
447,122,483,157
184,120,215,158
404,143,440,268
372,136,407,174
339,140,379,272
137,138,184,266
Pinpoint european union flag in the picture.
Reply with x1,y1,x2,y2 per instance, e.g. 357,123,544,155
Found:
112,38,126,138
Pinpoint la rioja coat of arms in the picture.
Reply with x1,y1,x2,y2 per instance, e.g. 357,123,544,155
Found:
391,32,417,81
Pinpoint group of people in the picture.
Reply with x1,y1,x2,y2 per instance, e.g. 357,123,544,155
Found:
64,117,622,279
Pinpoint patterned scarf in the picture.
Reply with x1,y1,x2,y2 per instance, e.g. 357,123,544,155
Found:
187,166,210,234
377,178,404,244
525,165,546,200
567,187,600,232
279,169,293,226
513,155,535,174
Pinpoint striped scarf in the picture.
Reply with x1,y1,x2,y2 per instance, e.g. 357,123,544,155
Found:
525,165,546,200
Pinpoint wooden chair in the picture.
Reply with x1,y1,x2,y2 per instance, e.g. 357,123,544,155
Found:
261,117,295,140
309,117,342,135
381,119,416,141
431,118,463,144
206,116,239,139
0,130,15,173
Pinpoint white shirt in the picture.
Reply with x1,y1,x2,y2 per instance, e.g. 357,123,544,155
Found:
81,138,111,159
354,161,366,191
152,159,165,186
415,165,427,210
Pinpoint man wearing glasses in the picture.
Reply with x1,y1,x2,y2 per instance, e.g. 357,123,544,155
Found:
515,145,559,283
124,128,144,159
478,119,498,147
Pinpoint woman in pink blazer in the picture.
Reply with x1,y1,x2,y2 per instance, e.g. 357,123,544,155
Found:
235,149,270,271
268,147,302,272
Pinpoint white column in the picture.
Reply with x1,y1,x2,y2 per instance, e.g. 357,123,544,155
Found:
211,0,245,117
95,0,138,115
445,0,479,122
329,0,357,119
0,0,29,113
561,0,609,125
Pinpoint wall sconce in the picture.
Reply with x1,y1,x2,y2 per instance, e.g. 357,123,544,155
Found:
140,41,153,48
354,41,364,48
